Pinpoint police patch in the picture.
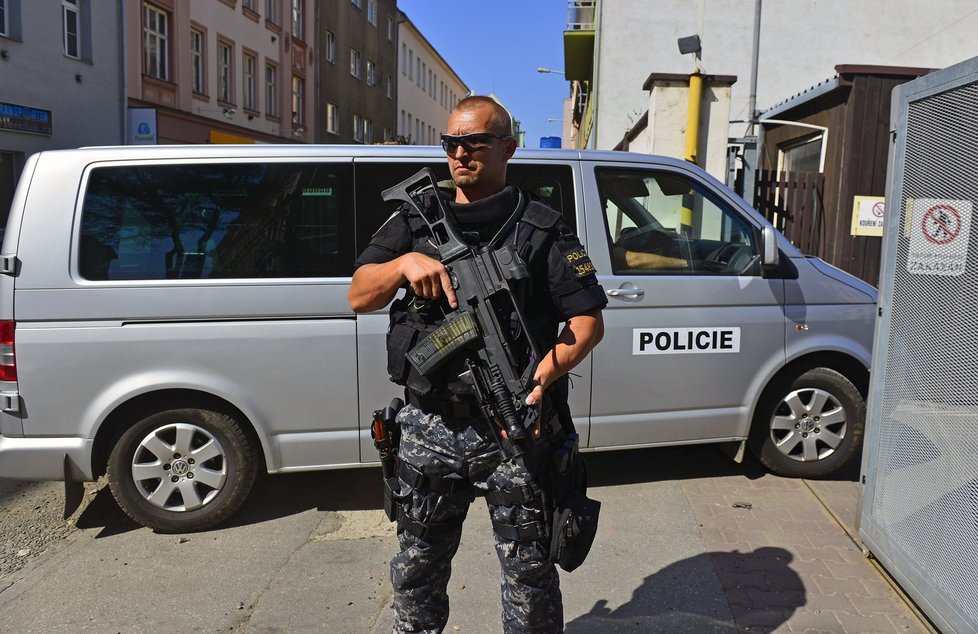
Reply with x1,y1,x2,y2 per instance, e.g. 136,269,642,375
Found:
565,248,596,278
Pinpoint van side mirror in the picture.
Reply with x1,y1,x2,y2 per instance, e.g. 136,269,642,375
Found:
762,226,780,270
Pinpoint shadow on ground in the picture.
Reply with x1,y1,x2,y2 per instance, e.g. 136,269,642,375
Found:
74,443,860,537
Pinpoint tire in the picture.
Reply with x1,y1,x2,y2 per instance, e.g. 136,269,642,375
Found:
749,367,865,478
107,408,257,533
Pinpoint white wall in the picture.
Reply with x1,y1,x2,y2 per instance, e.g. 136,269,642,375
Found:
397,16,468,145
595,0,978,149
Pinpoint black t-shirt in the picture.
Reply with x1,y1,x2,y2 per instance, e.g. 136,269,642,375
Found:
355,184,607,343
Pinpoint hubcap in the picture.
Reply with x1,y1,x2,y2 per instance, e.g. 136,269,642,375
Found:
131,423,228,512
770,387,847,463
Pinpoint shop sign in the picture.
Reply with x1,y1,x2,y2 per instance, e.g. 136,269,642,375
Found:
0,102,53,136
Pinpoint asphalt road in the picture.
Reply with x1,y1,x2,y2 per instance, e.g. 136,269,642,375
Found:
0,445,881,633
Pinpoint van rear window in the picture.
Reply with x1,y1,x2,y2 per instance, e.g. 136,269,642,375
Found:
79,162,354,280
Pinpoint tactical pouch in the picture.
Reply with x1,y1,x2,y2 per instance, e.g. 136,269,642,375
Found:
386,299,436,395
548,433,601,572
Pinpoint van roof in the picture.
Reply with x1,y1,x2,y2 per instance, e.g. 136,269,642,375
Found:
57,144,692,168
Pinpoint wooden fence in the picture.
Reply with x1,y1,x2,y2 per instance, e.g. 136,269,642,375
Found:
753,170,824,257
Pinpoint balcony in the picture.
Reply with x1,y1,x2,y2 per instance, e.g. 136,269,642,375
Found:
563,1,595,82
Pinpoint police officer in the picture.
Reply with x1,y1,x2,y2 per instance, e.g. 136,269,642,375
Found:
349,96,606,633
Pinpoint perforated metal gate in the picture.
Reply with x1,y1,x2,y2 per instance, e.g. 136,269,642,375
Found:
859,57,978,634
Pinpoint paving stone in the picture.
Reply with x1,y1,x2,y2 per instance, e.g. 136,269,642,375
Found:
783,607,844,632
832,610,903,633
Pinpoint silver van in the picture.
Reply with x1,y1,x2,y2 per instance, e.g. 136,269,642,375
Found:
0,145,876,531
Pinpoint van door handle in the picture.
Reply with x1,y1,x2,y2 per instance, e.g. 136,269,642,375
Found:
606,287,645,299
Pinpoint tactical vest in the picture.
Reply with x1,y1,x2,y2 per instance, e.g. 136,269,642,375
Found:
385,189,567,407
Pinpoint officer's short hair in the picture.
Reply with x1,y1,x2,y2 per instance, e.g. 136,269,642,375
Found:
453,96,514,137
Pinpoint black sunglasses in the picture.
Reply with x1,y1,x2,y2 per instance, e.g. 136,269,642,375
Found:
440,133,513,154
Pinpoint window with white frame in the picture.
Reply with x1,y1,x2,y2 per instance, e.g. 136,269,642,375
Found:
350,48,361,79
243,52,257,110
265,62,278,116
0,0,8,37
144,4,169,80
778,134,824,174
62,0,80,58
326,30,335,63
190,28,204,94
218,41,233,103
366,60,376,86
363,118,373,144
386,74,392,99
291,0,302,38
415,59,421,87
407,49,412,79
353,114,363,142
351,0,362,9
367,0,377,26
292,75,304,125
243,0,256,11
326,102,338,135
387,16,394,41
265,0,278,23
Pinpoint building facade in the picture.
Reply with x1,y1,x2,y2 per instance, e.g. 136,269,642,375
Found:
0,0,125,229
397,12,468,146
315,0,398,145
126,0,313,145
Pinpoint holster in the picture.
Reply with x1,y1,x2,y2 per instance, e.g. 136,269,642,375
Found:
547,432,601,572
371,397,405,522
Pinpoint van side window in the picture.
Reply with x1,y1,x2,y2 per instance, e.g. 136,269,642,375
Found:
79,162,355,280
596,168,757,276
507,163,576,232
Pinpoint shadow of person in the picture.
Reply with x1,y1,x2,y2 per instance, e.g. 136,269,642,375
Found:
566,547,803,634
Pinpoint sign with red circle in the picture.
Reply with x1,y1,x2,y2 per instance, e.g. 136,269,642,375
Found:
907,199,972,277
921,204,961,245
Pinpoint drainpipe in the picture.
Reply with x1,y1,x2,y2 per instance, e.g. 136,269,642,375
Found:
685,71,703,164
119,0,127,144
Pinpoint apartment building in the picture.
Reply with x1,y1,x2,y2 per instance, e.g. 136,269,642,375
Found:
315,0,398,144
127,0,314,144
0,0,125,229
397,12,468,146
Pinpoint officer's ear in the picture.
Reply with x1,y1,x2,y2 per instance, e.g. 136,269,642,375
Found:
502,138,518,161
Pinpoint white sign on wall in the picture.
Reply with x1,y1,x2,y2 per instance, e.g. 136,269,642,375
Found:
906,198,972,277
851,195,885,237
127,108,157,145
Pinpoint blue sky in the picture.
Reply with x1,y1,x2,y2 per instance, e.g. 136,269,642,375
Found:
397,0,570,147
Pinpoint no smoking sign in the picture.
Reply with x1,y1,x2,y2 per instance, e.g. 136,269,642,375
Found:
907,198,972,276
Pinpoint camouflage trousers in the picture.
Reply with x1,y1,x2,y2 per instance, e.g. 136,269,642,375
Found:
390,405,562,634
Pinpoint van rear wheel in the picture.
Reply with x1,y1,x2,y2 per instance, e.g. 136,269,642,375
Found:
107,408,257,532
749,367,865,478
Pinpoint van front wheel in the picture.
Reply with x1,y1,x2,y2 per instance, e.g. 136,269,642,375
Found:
749,367,865,478
107,408,257,532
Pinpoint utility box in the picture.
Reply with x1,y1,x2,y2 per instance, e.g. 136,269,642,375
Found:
859,56,978,634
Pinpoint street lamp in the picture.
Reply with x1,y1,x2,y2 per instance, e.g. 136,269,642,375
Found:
536,67,565,76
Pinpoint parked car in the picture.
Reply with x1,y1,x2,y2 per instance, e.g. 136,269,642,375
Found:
0,145,876,531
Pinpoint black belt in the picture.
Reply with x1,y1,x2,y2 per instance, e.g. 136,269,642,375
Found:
406,390,480,419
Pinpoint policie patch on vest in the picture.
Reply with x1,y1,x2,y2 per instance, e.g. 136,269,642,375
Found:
564,247,597,279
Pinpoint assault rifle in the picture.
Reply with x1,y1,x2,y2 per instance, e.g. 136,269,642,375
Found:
381,168,542,457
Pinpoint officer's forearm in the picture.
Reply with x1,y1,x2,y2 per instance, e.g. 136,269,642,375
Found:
535,309,605,390
349,261,404,313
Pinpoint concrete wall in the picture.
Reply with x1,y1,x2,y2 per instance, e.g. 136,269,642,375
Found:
397,13,468,145
595,0,978,150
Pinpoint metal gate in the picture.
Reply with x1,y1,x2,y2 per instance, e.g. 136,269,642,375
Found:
859,57,978,634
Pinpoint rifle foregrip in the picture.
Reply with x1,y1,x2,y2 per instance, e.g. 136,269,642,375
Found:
490,372,527,444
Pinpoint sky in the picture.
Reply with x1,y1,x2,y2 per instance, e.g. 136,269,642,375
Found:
397,0,570,148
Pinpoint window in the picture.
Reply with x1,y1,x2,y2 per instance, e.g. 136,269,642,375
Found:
291,0,302,38
265,0,278,23
326,102,338,134
386,74,392,99
351,0,362,9
416,59,421,87
62,0,79,58
143,4,169,80
350,48,361,78
243,0,256,10
243,52,257,110
353,114,363,142
778,134,824,174
407,49,413,80
265,62,278,116
217,40,233,103
291,75,304,124
79,163,356,280
387,16,394,41
190,29,205,94
325,30,335,63
0,0,7,37
366,60,376,86
363,118,373,144
596,169,757,276
367,0,377,26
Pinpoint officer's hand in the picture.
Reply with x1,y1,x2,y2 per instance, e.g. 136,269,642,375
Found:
525,383,545,407
398,252,458,309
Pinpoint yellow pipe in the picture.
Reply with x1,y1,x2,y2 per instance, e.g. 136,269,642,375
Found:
685,71,703,164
